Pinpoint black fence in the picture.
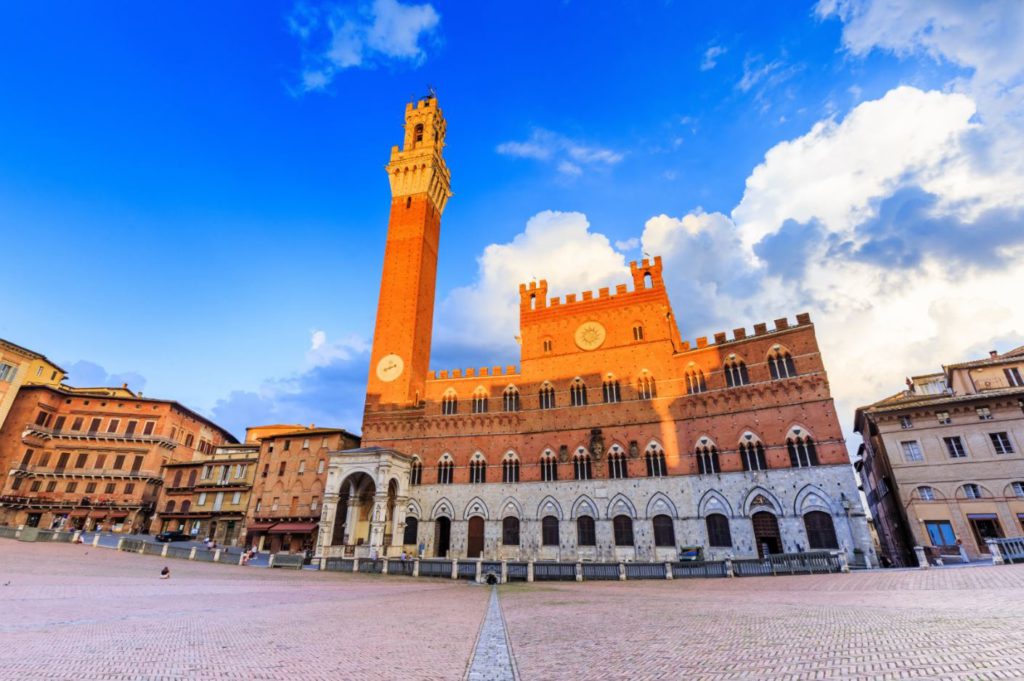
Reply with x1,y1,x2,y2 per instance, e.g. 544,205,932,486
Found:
418,559,452,577
325,557,355,572
534,562,576,581
581,563,620,580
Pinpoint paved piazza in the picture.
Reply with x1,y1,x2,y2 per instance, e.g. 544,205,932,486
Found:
3,542,1024,680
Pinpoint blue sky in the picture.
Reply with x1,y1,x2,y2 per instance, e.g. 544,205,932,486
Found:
2,1,1022,440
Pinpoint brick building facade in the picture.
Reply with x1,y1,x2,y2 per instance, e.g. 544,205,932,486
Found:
316,95,875,567
0,383,236,532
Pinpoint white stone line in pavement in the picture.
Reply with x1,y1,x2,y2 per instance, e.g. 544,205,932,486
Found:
465,587,519,681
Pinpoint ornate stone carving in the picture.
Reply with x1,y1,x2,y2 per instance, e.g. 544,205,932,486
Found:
629,440,640,459
589,428,605,461
558,445,569,463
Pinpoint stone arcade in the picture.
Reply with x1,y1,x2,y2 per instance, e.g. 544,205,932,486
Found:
316,94,876,567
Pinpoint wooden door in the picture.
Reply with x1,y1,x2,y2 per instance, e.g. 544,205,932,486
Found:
752,511,782,557
467,516,484,558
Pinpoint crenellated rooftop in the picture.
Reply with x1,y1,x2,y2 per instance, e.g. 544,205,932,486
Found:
427,365,520,381
677,313,812,352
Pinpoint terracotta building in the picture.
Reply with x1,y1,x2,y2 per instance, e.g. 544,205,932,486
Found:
0,338,66,431
154,441,260,545
316,94,875,566
245,426,360,554
0,382,236,531
855,347,1024,565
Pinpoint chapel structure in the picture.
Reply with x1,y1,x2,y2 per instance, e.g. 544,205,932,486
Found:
316,94,875,566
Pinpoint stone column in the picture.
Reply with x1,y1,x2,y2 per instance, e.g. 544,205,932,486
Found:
986,539,1005,565
343,481,357,545
913,545,929,569
368,492,389,553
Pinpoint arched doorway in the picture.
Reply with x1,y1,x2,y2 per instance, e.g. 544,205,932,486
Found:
435,516,451,557
752,511,782,557
467,516,485,558
803,511,839,549
331,472,376,548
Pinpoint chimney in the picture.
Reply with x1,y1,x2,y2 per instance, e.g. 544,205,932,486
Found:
989,350,998,359
122,383,128,389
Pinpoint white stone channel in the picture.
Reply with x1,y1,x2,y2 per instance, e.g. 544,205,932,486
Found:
465,587,518,681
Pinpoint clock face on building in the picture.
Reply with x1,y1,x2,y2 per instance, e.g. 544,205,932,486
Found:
376,354,404,382
574,321,607,351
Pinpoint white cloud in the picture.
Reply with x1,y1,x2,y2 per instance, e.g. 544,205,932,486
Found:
497,128,623,177
614,237,640,251
307,330,369,368
434,211,629,358
289,0,440,92
701,45,727,71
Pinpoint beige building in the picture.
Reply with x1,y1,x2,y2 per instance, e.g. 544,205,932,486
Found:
0,339,66,432
855,346,1024,565
154,442,260,546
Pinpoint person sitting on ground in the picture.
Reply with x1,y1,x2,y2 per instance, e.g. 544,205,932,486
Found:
160,566,170,579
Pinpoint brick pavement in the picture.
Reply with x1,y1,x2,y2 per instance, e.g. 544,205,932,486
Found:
0,541,489,680
4,540,1024,680
499,565,1024,681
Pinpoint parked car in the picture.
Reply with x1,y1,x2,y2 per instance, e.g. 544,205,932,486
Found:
154,531,191,543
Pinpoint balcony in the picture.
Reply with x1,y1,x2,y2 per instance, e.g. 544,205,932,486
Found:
7,464,162,483
21,425,177,450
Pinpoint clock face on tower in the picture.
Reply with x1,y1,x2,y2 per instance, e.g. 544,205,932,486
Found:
376,354,405,382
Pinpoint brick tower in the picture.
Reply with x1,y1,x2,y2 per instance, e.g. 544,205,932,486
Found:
365,94,452,409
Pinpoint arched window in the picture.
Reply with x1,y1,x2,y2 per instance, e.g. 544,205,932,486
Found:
539,383,556,410
469,457,487,484
652,515,675,547
402,517,418,545
705,514,732,547
603,379,621,403
410,459,423,486
472,388,488,414
503,386,520,412
645,446,666,477
441,390,458,416
644,272,653,288
632,325,644,341
768,348,797,379
803,511,839,549
916,486,936,500
962,483,983,499
540,451,558,482
686,369,707,394
542,339,552,353
695,444,719,475
724,359,749,387
570,378,588,407
740,440,767,472
637,375,656,400
502,517,520,545
1012,481,1024,498
172,470,183,487
165,500,176,513
414,123,424,143
187,470,197,487
573,451,592,481
542,516,560,546
181,500,191,513
787,435,818,468
502,454,520,483
613,515,634,546
530,294,536,311
607,447,628,479
437,458,453,484
576,516,596,546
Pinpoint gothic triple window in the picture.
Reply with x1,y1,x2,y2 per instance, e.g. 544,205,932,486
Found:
570,379,588,407
437,459,453,484
607,448,628,479
787,435,818,468
637,376,656,400
603,379,621,403
540,451,559,482
441,391,458,416
686,369,707,394
724,359,750,388
539,383,556,410
469,458,487,484
645,447,667,477
573,451,593,481
696,444,720,475
768,348,797,380
740,440,767,472
472,389,488,414
502,455,520,483
503,386,520,412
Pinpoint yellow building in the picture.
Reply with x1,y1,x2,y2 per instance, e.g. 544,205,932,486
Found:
0,338,66,432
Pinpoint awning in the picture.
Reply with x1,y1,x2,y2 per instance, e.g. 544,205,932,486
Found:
110,513,129,520
69,510,91,518
268,522,318,534
245,522,278,532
